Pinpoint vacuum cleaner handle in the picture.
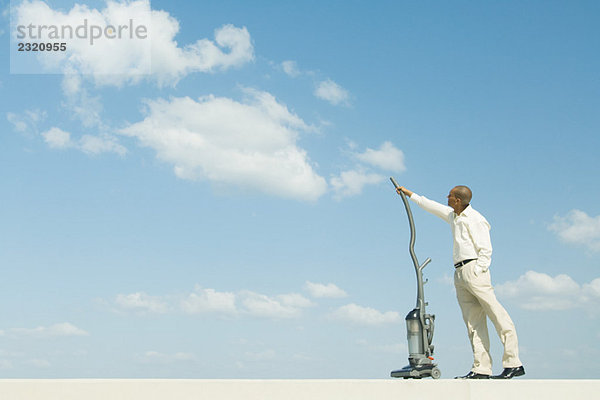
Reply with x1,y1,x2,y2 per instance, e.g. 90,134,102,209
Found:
390,177,419,271
389,176,401,191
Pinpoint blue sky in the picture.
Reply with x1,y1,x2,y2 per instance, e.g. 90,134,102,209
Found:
1,0,599,379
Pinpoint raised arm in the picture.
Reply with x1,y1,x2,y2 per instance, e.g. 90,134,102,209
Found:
397,187,453,223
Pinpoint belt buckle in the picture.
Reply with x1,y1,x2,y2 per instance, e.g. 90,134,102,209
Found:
455,259,474,268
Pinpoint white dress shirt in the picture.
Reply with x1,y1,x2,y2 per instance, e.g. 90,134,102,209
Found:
409,193,493,271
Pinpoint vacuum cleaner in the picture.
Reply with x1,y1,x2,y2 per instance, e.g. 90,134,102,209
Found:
389,177,441,379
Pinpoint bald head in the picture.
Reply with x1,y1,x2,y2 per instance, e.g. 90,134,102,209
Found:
452,185,472,206
447,185,472,214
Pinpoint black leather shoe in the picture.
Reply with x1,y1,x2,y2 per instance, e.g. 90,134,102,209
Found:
491,366,525,379
454,371,491,379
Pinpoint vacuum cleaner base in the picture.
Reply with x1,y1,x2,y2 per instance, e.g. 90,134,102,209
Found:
391,364,441,379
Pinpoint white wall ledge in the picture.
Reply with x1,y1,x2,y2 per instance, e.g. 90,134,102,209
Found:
1,379,598,400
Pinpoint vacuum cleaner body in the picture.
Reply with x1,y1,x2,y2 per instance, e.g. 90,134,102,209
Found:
389,177,441,379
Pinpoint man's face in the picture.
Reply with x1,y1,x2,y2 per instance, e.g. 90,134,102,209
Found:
447,189,460,210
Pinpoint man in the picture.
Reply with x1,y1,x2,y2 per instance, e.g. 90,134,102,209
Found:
396,185,525,379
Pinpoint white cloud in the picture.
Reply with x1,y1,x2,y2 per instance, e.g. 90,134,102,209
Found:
331,303,401,326
6,109,47,135
114,292,169,314
330,169,385,200
120,89,327,201
354,141,406,172
113,285,313,319
6,112,29,132
328,141,406,199
496,270,600,311
41,127,127,156
13,0,151,83
239,291,314,319
61,69,82,97
13,1,254,86
276,293,315,308
548,210,600,252
314,79,350,106
79,134,127,156
281,60,300,77
304,281,348,298
41,127,72,149
60,70,104,128
181,286,237,315
11,322,89,337
584,278,600,298
150,21,254,86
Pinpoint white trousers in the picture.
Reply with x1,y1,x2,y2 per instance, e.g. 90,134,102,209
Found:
454,261,522,375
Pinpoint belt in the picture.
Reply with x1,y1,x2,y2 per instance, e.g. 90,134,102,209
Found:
454,259,477,268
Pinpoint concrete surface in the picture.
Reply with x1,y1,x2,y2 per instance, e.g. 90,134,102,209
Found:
0,379,598,400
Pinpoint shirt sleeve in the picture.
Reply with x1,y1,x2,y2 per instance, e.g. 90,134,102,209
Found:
470,218,493,271
409,193,454,224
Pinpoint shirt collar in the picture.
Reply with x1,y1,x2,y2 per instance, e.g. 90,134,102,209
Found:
455,204,473,217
